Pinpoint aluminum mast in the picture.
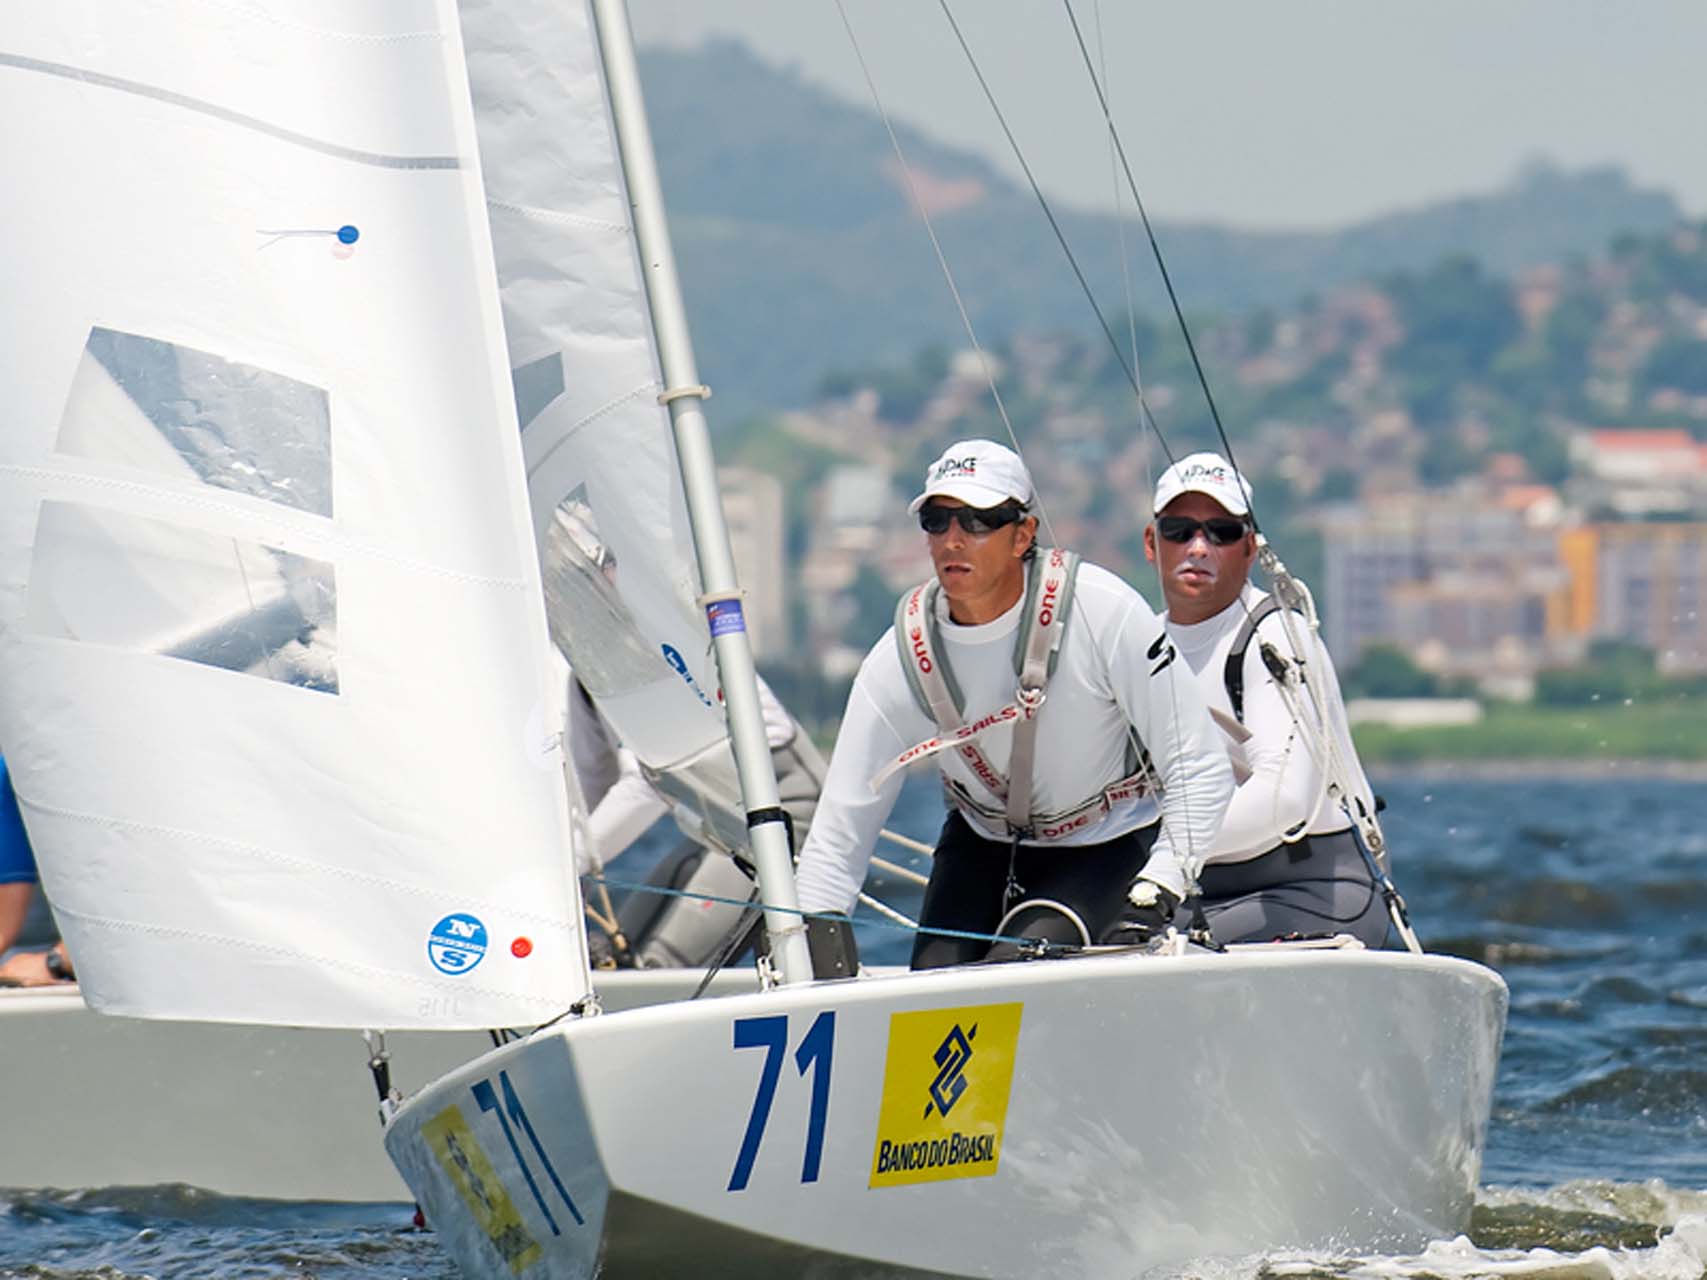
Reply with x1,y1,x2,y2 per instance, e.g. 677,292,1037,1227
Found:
588,0,813,985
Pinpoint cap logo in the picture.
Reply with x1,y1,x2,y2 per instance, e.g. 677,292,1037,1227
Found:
1180,462,1231,483
932,456,977,482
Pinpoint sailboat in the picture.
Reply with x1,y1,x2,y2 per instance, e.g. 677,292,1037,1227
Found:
0,1,1505,1274
388,2,1506,1277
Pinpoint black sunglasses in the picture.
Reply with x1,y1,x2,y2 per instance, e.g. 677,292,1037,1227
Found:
1156,515,1249,547
918,502,1027,536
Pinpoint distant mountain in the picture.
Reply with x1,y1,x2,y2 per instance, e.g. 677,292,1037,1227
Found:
638,40,1682,414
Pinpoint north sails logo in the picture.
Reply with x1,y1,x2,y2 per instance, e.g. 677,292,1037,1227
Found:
932,456,977,482
925,1023,976,1118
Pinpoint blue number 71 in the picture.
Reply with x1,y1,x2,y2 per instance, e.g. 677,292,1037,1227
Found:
471,1070,584,1231
727,1011,834,1192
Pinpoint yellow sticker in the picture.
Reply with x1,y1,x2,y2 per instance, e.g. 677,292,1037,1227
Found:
422,1103,542,1273
869,1002,1023,1188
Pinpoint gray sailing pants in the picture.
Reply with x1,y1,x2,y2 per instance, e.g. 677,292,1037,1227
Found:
1190,827,1388,948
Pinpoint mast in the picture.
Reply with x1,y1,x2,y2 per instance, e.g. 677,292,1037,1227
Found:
588,0,814,986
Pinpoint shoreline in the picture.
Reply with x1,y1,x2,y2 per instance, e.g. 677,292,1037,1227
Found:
1367,758,1707,782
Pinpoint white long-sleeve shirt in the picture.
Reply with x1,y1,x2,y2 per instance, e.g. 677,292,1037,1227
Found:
1166,585,1374,865
795,561,1234,914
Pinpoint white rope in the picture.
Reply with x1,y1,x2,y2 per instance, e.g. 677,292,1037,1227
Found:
877,827,934,857
858,892,919,930
870,854,929,888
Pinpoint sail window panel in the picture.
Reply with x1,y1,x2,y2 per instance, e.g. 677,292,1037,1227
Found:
57,327,333,518
25,500,338,693
541,489,676,699
512,352,566,433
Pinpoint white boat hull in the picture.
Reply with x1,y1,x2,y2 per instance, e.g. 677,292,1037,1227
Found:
0,969,758,1201
385,948,1507,1278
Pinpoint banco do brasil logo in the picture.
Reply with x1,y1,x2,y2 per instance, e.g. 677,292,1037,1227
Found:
870,1002,1022,1188
925,1023,975,1118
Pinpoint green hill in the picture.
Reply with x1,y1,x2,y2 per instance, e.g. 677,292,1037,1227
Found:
638,40,1681,414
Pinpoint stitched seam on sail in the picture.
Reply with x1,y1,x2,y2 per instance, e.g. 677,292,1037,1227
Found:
49,901,563,1004
525,383,664,480
567,384,665,436
486,198,630,236
18,793,573,931
0,54,460,171
2,466,531,589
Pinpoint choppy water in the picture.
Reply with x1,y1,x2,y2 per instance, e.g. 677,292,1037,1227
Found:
2,775,1704,1279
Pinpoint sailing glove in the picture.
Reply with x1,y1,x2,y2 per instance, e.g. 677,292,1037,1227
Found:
1098,879,1182,947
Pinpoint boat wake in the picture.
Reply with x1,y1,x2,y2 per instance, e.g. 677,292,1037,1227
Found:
1243,1182,1707,1280
4,1181,1702,1280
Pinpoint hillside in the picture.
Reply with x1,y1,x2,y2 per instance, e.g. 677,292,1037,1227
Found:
637,40,1682,413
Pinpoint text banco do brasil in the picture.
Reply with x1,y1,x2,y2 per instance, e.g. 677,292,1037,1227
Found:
875,1132,997,1173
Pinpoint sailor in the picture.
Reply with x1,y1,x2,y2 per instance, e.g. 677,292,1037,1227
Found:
0,753,73,987
796,439,1233,968
1143,452,1388,947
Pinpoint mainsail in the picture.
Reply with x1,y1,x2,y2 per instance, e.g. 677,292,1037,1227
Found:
457,0,732,773
0,2,591,1028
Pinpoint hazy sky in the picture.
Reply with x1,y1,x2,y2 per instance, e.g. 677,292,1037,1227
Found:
629,1,1706,230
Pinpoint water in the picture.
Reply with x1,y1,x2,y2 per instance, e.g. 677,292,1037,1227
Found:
2,775,1704,1279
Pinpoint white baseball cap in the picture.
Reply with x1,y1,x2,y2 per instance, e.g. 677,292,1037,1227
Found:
1151,451,1253,517
908,439,1034,514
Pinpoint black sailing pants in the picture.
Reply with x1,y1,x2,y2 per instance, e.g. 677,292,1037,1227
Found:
909,810,1160,970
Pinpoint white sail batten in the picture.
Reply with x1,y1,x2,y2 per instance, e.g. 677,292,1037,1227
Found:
0,2,592,1028
456,0,730,773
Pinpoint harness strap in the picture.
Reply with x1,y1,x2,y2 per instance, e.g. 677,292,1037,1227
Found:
1223,597,1284,723
1004,548,1079,835
946,767,1154,841
888,550,1121,838
893,580,1008,799
895,582,962,728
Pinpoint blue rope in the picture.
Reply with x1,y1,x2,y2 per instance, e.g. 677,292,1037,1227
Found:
584,872,1073,953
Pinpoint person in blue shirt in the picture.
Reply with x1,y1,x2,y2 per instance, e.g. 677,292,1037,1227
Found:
0,755,72,986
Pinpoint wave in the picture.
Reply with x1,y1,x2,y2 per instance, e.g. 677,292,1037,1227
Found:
0,1187,436,1280
1538,1067,1707,1119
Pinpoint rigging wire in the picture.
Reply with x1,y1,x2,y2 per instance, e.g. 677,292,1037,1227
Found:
832,0,1059,548
932,0,1222,881
1092,0,1146,406
834,5,1405,939
1055,0,1255,526
1054,2,1416,945
935,0,1179,471
932,2,1413,941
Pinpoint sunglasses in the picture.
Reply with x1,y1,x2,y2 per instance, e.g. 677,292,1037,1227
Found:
1155,515,1249,547
918,502,1028,536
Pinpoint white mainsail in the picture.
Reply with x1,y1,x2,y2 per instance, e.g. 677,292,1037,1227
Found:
457,0,731,773
0,2,591,1028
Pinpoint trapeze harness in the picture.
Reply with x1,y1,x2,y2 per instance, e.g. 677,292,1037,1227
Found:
872,548,1154,842
1221,595,1386,850
1224,598,1292,723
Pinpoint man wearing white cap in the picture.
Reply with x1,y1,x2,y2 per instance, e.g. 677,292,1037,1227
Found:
796,439,1233,968
1143,452,1387,947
